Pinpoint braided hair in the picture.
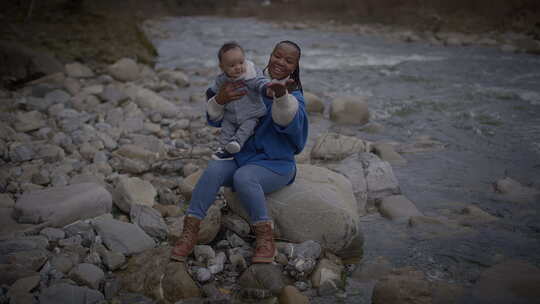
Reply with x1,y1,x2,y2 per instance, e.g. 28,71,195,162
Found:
265,40,303,92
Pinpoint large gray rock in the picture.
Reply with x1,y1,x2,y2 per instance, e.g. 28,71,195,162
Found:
92,215,155,256
359,153,401,204
130,205,168,240
303,91,325,114
13,183,112,227
65,62,94,78
379,195,422,221
69,263,105,289
226,164,361,253
13,111,47,132
113,176,156,213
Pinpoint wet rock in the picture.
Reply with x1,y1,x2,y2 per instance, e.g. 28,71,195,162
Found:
379,195,422,221
494,177,540,203
68,263,105,289
14,182,112,227
92,215,155,256
303,91,325,114
310,132,369,161
372,142,407,166
397,136,445,154
330,96,370,125
472,260,540,304
39,283,104,304
352,256,392,282
372,267,431,304
360,152,401,205
458,205,498,226
226,164,360,253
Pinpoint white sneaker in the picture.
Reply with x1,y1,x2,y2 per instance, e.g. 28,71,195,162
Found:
225,141,241,154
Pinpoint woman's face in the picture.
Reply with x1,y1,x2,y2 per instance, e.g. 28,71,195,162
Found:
268,43,299,80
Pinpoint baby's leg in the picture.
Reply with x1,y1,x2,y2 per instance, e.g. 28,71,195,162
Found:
233,118,259,148
218,119,237,147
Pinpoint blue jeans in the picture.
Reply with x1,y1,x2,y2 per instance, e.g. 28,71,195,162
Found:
187,160,294,224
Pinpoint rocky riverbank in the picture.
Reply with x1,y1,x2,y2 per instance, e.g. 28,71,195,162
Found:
1,50,540,303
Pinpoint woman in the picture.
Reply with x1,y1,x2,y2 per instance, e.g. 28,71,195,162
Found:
171,40,308,264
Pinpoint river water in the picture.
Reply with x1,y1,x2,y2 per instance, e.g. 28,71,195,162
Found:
145,16,540,302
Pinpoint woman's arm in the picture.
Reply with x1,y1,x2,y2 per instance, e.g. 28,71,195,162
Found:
206,81,247,123
267,80,299,127
271,93,299,126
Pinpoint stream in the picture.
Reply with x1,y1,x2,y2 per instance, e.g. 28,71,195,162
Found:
144,16,540,303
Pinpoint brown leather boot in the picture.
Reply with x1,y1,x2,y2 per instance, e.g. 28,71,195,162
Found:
171,215,201,262
252,221,276,264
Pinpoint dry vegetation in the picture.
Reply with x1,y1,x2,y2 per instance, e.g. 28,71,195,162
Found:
179,0,540,36
0,0,538,70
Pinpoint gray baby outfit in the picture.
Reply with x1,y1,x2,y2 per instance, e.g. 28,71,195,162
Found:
211,60,269,149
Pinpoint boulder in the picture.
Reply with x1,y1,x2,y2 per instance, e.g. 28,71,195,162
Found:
472,260,540,304
330,96,370,125
0,41,64,84
130,205,168,240
68,263,105,290
494,177,540,203
92,215,155,255
116,247,200,302
360,153,401,204
226,164,361,253
303,91,325,114
107,58,140,82
65,62,94,78
113,176,156,213
13,183,112,227
379,195,422,221
159,70,190,87
310,132,369,161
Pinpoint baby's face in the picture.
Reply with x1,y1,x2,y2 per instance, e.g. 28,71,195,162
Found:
219,47,246,78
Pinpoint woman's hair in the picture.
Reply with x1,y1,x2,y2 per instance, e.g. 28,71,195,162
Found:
265,40,303,92
217,41,244,63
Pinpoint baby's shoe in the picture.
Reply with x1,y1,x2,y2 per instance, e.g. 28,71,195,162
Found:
225,141,241,154
212,147,234,160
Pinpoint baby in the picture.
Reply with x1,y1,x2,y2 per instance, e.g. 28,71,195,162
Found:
208,41,269,160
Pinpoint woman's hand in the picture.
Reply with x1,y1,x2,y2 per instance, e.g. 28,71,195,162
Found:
266,79,295,98
215,81,246,105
